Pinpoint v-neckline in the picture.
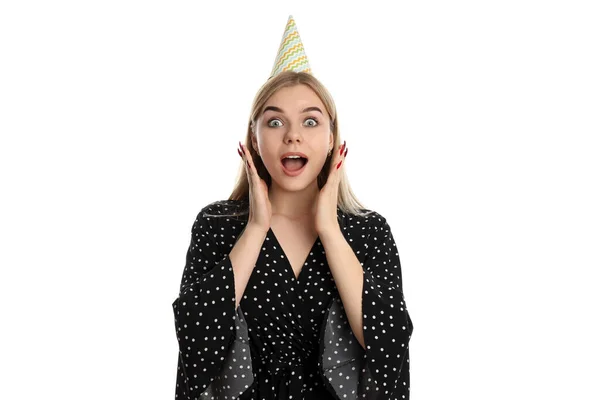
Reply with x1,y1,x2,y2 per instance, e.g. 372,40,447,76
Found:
267,227,320,281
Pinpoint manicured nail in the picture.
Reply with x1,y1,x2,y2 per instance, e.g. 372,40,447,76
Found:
339,141,346,155
238,148,243,158
344,147,348,157
336,160,342,169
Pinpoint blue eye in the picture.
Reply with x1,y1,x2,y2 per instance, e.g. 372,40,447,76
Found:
267,117,319,128
304,118,318,127
268,119,283,127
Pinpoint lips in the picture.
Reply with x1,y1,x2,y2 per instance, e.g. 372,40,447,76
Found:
281,157,308,176
280,156,308,165
280,152,309,161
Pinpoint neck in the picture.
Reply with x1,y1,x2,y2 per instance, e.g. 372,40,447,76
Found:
268,179,319,219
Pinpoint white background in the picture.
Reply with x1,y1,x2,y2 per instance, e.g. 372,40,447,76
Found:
1,1,599,399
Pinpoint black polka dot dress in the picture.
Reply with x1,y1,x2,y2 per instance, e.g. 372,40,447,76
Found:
172,200,413,400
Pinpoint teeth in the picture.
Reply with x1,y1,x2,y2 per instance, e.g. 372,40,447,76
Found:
285,155,302,159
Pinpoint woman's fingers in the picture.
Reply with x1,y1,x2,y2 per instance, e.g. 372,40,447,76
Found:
333,140,346,171
238,140,271,231
239,141,253,177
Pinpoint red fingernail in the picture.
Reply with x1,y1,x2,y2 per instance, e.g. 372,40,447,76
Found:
344,147,348,157
339,142,346,155
336,160,342,169
238,149,242,157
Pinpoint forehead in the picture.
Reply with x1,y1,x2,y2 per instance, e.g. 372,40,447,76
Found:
262,84,325,113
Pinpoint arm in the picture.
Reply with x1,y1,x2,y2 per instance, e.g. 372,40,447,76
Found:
360,214,413,397
319,213,414,399
320,228,366,350
172,207,264,399
229,223,268,310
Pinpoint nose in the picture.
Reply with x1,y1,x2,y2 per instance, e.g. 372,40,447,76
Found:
284,126,303,143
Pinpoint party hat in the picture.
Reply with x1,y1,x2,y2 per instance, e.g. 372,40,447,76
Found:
269,15,312,78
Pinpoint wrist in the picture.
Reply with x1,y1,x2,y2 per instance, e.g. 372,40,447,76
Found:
246,222,269,235
318,226,342,241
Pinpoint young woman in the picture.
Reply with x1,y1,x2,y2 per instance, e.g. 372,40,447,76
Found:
172,71,413,400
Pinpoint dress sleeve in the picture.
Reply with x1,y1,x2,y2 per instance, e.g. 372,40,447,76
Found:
171,208,254,400
361,215,413,398
319,214,413,400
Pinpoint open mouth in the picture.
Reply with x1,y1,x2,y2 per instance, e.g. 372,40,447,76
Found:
281,157,308,174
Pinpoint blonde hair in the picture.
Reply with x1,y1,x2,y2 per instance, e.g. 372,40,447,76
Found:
226,71,372,217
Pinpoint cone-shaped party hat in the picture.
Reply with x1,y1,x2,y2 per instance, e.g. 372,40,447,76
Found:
269,15,312,78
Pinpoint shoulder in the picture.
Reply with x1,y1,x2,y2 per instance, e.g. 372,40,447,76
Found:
336,207,393,248
341,207,389,231
198,199,249,218
191,199,249,235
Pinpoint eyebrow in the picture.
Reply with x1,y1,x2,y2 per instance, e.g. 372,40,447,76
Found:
261,106,323,116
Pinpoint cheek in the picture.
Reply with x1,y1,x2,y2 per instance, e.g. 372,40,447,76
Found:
257,140,277,159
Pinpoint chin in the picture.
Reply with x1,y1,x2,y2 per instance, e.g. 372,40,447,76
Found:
272,165,318,190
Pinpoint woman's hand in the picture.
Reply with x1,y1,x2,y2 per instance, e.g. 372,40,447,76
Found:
315,140,348,236
238,141,272,233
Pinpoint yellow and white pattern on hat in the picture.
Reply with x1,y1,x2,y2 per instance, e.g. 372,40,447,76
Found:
269,15,312,78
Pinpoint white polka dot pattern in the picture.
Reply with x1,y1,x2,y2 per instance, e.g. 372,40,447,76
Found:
172,200,413,399
172,205,253,399
319,215,413,400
